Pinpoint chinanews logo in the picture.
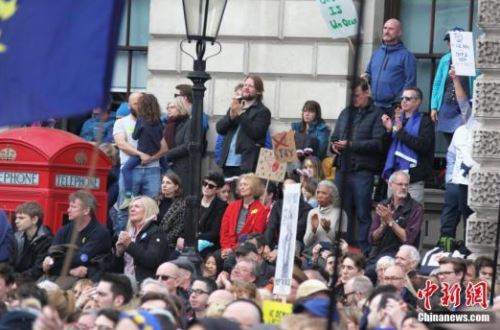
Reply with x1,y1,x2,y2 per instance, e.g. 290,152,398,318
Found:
416,280,494,324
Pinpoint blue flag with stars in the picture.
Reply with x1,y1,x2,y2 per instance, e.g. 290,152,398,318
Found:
0,0,124,125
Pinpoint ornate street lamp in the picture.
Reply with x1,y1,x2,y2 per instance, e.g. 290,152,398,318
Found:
180,0,227,270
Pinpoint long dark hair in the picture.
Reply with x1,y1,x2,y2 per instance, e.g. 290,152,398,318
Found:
156,171,183,202
139,93,161,125
301,100,324,132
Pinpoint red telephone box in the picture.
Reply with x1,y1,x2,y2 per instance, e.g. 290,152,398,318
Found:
0,127,111,232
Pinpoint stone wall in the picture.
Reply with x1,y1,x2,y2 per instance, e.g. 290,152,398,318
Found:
467,0,500,285
147,0,385,163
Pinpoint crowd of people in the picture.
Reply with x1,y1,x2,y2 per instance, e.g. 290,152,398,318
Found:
0,18,498,330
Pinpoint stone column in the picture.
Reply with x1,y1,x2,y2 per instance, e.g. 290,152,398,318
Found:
467,0,500,285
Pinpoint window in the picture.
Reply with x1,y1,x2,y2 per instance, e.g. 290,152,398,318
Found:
383,0,478,188
111,0,151,94
394,0,478,158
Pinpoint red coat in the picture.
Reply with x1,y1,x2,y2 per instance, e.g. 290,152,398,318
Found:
219,199,268,250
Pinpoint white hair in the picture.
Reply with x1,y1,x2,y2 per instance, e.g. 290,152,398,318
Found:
388,170,410,184
399,244,421,264
376,256,395,271
349,275,374,295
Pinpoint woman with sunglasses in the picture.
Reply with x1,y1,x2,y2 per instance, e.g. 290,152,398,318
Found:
197,173,228,256
114,196,169,283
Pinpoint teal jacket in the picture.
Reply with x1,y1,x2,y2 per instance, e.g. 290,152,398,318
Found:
431,52,475,111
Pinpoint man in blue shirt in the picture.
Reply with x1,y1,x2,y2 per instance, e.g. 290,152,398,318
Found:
364,19,417,115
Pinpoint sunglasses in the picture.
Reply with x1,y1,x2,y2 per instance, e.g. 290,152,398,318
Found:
202,181,217,189
400,96,418,102
174,93,184,98
156,274,176,281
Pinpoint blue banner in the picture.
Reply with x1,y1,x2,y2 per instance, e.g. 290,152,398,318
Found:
0,0,124,125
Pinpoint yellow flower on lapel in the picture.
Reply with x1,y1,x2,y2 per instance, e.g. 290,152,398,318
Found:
250,209,258,215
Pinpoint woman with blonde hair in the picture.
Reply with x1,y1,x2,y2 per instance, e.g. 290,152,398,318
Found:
219,173,268,258
114,196,169,283
163,96,192,189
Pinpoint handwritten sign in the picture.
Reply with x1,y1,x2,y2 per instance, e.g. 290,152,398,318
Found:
316,0,358,39
449,31,476,76
273,183,301,296
255,148,287,182
262,300,293,324
272,131,297,163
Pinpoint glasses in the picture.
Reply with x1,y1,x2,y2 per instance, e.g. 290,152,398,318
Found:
437,271,456,276
189,289,209,296
400,96,418,102
344,291,356,297
174,93,184,98
202,181,217,189
156,274,176,281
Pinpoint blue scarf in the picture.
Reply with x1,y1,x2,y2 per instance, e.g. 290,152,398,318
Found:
382,111,422,180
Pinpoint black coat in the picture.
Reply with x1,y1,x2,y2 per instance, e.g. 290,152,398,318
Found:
216,101,271,173
392,113,435,183
198,197,227,250
330,101,388,173
13,225,52,281
264,197,312,248
165,116,191,189
113,220,169,283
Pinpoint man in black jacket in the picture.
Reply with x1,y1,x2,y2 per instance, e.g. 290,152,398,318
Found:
381,87,435,205
42,190,111,287
216,75,271,176
331,79,388,255
13,201,52,281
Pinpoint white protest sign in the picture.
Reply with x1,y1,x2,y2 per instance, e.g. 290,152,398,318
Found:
449,31,476,76
316,0,358,39
273,183,301,296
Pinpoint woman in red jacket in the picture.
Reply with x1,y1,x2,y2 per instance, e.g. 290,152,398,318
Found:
219,173,268,258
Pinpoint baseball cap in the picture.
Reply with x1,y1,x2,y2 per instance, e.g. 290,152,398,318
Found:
296,279,329,300
293,297,339,320
171,257,195,274
444,27,464,41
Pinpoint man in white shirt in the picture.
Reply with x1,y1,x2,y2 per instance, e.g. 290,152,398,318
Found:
113,92,167,233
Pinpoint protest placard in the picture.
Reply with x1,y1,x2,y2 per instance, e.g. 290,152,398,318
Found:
255,148,287,182
271,131,297,163
262,300,293,324
449,31,476,76
316,0,358,40
273,183,301,296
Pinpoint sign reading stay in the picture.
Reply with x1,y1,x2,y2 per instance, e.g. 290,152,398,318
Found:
272,131,297,163
255,148,287,182
316,0,358,39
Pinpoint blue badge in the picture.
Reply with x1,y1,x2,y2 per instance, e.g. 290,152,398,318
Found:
80,254,88,263
140,233,147,240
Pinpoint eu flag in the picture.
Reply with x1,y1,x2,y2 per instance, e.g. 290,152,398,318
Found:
0,0,124,126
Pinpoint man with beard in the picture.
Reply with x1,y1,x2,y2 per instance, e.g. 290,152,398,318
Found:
113,92,168,233
216,75,271,176
365,171,423,283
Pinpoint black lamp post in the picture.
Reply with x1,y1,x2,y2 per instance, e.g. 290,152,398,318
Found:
180,0,227,271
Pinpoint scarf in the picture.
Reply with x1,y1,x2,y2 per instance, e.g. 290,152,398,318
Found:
382,111,422,180
163,115,186,148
